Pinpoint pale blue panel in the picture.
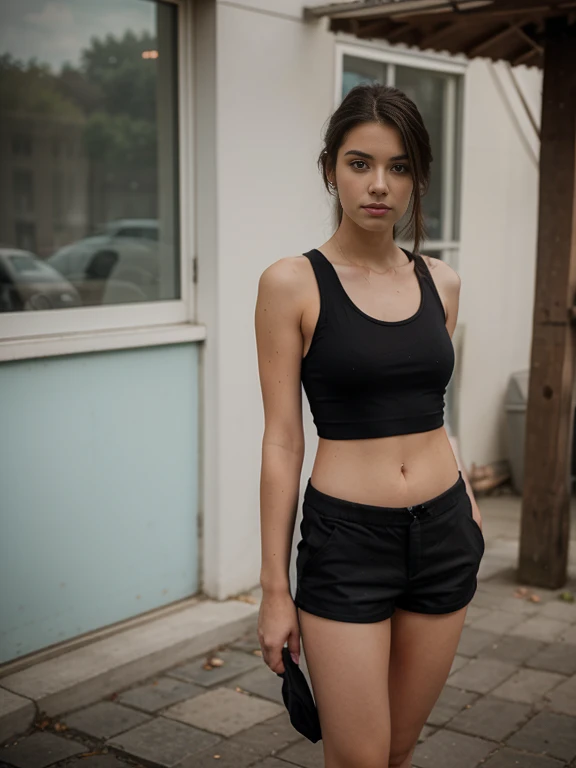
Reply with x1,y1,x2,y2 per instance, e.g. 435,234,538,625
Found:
0,344,199,663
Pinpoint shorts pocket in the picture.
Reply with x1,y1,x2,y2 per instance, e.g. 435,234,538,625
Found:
296,507,340,580
463,493,485,554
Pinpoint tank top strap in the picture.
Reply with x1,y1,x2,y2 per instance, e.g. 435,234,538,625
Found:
413,252,447,323
302,248,343,320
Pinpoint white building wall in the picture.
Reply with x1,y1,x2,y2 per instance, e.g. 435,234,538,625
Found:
205,0,543,599
458,59,541,468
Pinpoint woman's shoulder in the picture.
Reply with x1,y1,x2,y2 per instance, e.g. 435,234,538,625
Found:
419,253,461,290
257,254,312,303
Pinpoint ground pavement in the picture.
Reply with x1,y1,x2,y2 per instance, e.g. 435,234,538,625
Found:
1,490,576,768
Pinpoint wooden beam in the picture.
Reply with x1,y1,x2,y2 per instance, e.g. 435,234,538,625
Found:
518,16,576,588
511,45,541,65
468,23,518,55
418,20,463,46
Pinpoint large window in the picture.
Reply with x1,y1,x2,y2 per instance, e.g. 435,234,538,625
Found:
0,0,185,329
340,48,464,266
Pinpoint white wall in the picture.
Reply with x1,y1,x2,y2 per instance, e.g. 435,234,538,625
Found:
201,0,543,599
458,59,541,467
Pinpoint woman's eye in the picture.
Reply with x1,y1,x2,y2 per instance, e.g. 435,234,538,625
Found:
392,164,409,173
350,160,367,170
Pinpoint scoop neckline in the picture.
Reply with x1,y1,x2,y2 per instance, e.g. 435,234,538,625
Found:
312,247,425,327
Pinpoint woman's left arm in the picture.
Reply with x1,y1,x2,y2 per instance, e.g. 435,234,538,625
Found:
426,255,483,533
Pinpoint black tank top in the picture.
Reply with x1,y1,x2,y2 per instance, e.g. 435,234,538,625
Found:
300,247,455,440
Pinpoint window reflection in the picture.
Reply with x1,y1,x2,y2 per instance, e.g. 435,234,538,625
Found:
0,0,180,312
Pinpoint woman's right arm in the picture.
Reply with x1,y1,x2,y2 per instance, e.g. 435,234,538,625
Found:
255,256,306,673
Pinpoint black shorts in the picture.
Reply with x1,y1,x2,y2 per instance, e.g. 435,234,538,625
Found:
294,470,484,623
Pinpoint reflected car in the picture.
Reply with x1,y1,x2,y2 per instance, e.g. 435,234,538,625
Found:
46,219,160,302
0,248,82,312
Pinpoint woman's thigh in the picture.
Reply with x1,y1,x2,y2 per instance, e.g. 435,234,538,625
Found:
388,605,468,765
297,606,392,768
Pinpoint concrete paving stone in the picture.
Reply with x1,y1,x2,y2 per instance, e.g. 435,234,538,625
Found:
545,674,576,716
506,710,576,762
178,738,271,768
63,700,150,739
0,599,258,718
446,695,532,741
509,616,572,643
463,606,491,625
63,758,130,768
107,716,221,767
526,643,576,675
471,591,510,610
476,579,528,598
540,600,576,624
482,747,566,767
449,654,469,676
448,658,518,694
479,560,516,582
0,689,35,746
490,668,567,705
229,629,261,654
168,649,263,687
117,676,204,713
496,597,542,616
274,736,325,767
418,724,436,742
253,759,300,768
426,686,478,727
469,609,527,634
412,727,497,768
227,665,284,705
477,635,545,665
457,627,502,657
560,625,576,645
0,731,86,768
230,711,302,756
163,686,285,737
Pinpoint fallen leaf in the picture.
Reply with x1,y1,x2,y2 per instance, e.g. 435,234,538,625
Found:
54,722,68,732
528,594,541,603
253,649,262,656
209,657,225,667
515,587,529,596
559,591,575,603
36,718,51,730
236,594,258,604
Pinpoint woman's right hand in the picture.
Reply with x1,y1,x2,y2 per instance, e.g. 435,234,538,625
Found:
257,590,301,674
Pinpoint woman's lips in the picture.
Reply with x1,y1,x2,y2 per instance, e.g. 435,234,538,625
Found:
362,206,391,216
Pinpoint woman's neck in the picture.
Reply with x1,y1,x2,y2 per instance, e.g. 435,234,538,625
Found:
330,218,409,269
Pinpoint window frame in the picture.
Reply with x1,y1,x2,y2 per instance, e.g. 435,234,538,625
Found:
335,37,467,269
0,0,203,359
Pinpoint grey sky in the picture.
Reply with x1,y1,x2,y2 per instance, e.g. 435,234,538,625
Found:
0,0,155,71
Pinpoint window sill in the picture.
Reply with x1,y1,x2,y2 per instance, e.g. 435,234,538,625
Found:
0,323,207,363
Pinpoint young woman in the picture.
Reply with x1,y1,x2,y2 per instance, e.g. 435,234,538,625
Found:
254,83,485,768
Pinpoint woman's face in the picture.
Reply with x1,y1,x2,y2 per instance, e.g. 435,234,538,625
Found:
329,120,414,232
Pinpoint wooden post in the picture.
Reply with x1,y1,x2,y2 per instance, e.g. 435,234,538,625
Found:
518,17,576,588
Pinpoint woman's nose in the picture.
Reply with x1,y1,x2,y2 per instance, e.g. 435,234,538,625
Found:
369,171,389,195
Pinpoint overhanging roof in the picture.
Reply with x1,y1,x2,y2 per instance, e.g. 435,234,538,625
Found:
304,0,576,67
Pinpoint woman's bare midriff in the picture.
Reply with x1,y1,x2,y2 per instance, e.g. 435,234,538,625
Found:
309,428,460,508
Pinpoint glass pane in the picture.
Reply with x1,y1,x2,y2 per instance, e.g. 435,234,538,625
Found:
0,0,180,313
395,67,447,242
342,55,387,99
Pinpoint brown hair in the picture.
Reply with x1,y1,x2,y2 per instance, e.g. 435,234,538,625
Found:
318,83,432,257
